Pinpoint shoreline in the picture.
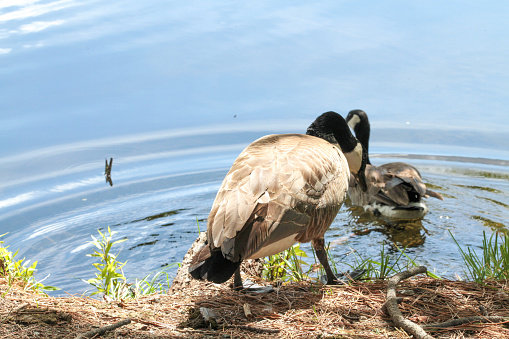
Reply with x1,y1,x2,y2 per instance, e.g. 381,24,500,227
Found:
2,272,509,338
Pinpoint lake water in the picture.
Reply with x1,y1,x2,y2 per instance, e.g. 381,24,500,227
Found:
1,1,508,295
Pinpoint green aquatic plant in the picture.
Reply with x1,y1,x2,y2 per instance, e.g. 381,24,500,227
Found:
455,184,503,194
392,243,441,280
319,241,440,282
84,227,180,299
84,227,130,299
471,216,508,235
261,240,438,285
262,243,311,283
358,242,441,280
451,230,509,283
130,263,180,297
0,233,59,295
480,197,509,209
344,241,406,280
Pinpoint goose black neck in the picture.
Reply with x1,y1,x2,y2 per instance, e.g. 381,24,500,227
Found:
348,110,371,165
306,111,358,153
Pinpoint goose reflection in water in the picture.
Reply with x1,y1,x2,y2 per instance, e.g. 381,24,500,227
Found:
347,205,428,248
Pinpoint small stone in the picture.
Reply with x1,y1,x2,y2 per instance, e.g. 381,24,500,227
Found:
398,289,416,295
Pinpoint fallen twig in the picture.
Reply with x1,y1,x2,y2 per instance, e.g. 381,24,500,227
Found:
0,303,29,326
76,318,131,339
224,324,280,334
423,316,509,329
381,297,403,314
18,307,51,314
386,266,433,339
243,303,253,319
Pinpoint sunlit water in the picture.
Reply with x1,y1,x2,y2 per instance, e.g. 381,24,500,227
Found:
1,126,508,294
1,1,509,295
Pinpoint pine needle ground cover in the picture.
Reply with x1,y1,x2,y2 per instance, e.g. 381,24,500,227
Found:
1,274,509,339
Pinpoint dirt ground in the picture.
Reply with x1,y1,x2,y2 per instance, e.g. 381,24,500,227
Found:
1,274,509,339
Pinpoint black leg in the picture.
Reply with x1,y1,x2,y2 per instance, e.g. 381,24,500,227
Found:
312,238,337,285
232,265,273,293
233,267,243,290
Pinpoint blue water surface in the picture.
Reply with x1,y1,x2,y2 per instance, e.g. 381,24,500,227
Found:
1,1,508,294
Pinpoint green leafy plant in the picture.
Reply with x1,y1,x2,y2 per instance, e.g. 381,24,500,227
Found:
451,230,509,283
84,228,181,299
0,233,59,295
130,263,180,297
340,243,398,280
262,243,311,282
84,227,129,299
393,243,441,280
281,240,442,284
311,244,356,283
348,242,441,281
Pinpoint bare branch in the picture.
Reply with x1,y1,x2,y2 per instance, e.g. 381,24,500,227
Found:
386,266,433,339
76,318,131,339
424,316,509,329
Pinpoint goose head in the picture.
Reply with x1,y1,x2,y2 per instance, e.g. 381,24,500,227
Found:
346,109,371,165
307,111,368,191
346,109,369,133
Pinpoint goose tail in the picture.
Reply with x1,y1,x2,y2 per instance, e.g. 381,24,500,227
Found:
425,189,445,201
189,244,241,284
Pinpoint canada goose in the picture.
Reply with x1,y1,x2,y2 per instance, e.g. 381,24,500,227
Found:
189,111,368,290
346,109,444,220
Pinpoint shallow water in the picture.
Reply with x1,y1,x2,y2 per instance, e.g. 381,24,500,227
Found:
1,127,508,293
1,1,509,295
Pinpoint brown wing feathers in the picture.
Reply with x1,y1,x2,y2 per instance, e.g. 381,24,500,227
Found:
189,134,349,282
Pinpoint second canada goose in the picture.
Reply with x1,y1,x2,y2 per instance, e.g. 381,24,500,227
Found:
189,111,367,290
346,109,444,220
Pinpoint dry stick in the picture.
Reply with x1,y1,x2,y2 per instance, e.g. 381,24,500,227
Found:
385,266,433,339
76,318,131,339
224,324,280,334
0,303,29,326
423,316,509,329
381,297,403,314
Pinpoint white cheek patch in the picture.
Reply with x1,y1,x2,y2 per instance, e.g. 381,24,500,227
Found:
344,143,363,174
347,114,361,130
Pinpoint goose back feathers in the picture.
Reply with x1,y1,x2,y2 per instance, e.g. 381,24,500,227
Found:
209,134,348,260
189,111,367,286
